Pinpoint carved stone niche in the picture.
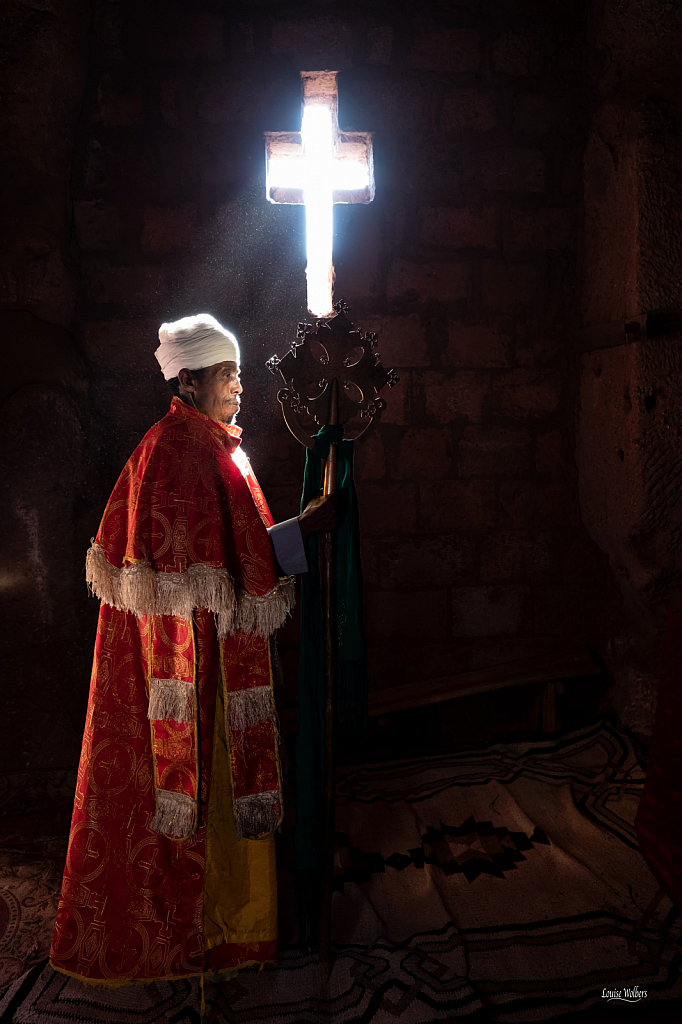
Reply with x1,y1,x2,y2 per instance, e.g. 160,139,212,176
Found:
577,331,682,738
576,98,682,739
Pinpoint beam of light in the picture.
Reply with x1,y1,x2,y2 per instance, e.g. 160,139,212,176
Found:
267,103,370,318
230,444,251,479
301,104,335,317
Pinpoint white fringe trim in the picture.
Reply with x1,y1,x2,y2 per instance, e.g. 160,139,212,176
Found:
150,789,196,839
226,685,273,733
235,790,281,839
231,580,296,638
86,542,295,637
148,678,194,723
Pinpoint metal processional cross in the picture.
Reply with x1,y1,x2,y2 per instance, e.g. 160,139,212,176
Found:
265,72,398,977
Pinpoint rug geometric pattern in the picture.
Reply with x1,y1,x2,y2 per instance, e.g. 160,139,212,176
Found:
2,719,682,1023
335,819,551,888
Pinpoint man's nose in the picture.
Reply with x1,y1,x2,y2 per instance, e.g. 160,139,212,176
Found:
232,379,243,394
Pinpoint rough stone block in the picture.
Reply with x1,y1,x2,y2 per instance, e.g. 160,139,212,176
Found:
82,319,159,373
377,381,407,425
380,536,477,587
441,89,496,132
141,204,197,253
420,206,498,249
168,260,248,310
358,314,430,367
160,80,192,127
480,531,554,582
562,148,582,194
458,425,531,476
379,640,472,684
152,11,225,60
84,138,158,193
228,21,255,60
193,134,254,186
493,369,561,418
397,428,452,479
445,322,511,368
359,537,381,587
0,244,73,328
402,152,462,198
409,29,480,73
515,321,567,366
387,260,468,303
509,208,574,250
365,589,449,639
452,586,530,637
470,637,557,670
197,79,250,123
91,75,143,126
255,432,303,489
499,479,580,530
333,210,381,301
480,261,543,311
492,32,545,76
480,149,546,192
74,201,123,251
270,18,352,66
345,77,433,134
420,479,497,532
535,429,565,473
561,536,607,585
356,483,417,536
415,370,490,424
513,93,558,134
533,584,607,640
363,24,393,66
254,484,301,526
92,2,124,61
354,432,386,481
83,260,165,309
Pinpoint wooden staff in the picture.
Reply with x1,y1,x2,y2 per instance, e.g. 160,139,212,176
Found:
319,377,339,979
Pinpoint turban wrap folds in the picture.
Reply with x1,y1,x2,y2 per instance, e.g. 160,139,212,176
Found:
155,313,240,379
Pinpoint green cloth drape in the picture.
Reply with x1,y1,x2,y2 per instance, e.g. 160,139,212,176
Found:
293,425,368,947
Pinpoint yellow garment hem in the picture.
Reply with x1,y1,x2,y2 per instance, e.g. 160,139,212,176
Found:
50,959,275,988
203,672,278,950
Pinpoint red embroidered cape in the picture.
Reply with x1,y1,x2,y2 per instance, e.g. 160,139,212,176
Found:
50,398,293,983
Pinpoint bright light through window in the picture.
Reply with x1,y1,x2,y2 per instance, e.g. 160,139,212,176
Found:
266,100,371,318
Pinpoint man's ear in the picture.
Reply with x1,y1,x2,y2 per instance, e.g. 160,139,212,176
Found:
177,367,194,392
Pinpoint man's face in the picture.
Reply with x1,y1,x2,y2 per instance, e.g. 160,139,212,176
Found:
179,361,242,425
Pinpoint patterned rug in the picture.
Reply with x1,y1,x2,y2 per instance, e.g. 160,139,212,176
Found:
2,720,682,1022
0,834,68,996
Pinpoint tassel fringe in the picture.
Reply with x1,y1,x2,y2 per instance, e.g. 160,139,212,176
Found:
148,678,194,723
235,790,281,839
150,788,196,839
86,542,295,637
226,685,273,733
231,580,296,638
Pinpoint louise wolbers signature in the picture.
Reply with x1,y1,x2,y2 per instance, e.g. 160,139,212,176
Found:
602,986,647,1003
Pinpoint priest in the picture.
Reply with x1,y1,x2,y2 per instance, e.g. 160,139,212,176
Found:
50,314,341,985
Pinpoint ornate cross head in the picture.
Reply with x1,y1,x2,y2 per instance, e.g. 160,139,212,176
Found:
266,302,399,448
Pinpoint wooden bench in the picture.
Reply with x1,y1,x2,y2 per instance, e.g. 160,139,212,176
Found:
280,646,601,735
368,646,600,734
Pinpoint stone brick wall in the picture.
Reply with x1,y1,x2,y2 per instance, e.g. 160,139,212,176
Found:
0,1,91,774
67,0,609,712
2,0,628,770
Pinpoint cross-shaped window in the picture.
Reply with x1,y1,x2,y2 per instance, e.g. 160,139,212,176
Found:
265,71,374,317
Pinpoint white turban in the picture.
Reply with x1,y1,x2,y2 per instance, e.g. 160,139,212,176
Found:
155,314,240,380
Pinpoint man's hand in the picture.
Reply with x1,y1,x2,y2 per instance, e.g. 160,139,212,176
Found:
298,492,346,538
